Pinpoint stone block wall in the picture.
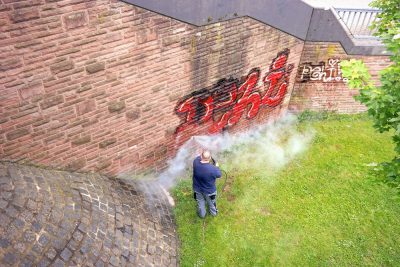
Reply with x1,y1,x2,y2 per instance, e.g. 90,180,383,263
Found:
289,42,391,113
0,0,304,175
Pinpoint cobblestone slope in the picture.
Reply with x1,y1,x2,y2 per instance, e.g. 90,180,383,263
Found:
0,162,178,266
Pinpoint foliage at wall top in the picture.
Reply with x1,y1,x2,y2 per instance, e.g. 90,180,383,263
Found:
340,0,400,185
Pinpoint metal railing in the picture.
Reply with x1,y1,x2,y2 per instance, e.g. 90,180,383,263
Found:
334,8,381,39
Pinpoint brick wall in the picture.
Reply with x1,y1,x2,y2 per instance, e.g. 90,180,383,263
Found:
289,42,391,113
0,0,304,175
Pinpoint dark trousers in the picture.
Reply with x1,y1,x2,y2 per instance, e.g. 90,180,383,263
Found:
194,191,217,218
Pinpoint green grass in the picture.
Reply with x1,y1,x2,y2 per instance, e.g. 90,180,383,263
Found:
172,114,400,267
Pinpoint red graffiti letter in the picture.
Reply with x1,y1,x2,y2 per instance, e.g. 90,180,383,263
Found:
175,97,196,133
228,69,261,126
198,96,214,123
262,50,293,107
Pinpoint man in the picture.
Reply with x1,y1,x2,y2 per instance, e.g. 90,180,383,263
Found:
192,150,222,218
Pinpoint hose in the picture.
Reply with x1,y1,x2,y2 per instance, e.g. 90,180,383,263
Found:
211,157,228,193
220,169,228,193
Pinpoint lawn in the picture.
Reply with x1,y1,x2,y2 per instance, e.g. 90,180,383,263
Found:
172,114,400,267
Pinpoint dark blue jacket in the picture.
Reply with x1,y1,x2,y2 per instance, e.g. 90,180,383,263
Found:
192,156,222,194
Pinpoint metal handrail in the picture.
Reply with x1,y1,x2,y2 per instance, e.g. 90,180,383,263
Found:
334,8,381,39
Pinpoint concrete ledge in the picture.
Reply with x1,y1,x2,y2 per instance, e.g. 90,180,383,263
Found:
121,0,313,39
121,0,389,56
307,8,389,56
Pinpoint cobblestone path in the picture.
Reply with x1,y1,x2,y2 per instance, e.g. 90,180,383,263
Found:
0,162,178,266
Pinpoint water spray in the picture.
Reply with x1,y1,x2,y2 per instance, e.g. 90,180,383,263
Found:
127,114,314,217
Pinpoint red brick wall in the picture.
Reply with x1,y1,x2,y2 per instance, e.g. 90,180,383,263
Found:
0,0,304,175
289,42,391,113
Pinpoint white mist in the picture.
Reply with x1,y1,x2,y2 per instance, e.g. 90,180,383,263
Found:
119,114,314,207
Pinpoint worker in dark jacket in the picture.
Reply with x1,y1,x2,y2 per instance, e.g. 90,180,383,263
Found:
193,150,222,218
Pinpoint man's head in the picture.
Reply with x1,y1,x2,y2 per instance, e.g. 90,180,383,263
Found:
200,150,211,163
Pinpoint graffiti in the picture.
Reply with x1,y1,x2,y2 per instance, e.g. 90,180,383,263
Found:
175,49,294,134
297,59,348,83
